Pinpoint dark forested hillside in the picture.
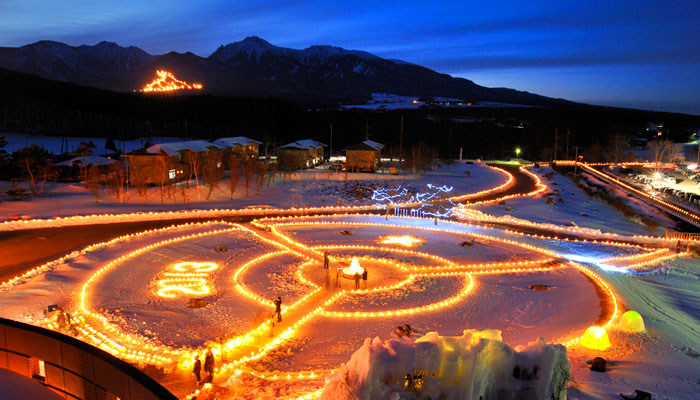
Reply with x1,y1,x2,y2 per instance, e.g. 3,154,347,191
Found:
2,68,699,160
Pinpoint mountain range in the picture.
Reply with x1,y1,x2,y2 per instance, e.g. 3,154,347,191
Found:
0,36,571,107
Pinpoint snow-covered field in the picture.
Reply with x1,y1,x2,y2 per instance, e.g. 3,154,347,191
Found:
0,162,503,224
478,166,672,236
0,162,697,400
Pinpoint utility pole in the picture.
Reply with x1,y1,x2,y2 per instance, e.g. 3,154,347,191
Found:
329,123,333,160
696,132,700,167
399,116,404,164
554,128,558,161
566,129,570,159
574,146,580,177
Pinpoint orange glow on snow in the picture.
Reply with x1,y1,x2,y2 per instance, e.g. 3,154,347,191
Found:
380,235,423,247
141,70,202,93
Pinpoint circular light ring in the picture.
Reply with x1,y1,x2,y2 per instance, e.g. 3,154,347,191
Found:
262,219,561,260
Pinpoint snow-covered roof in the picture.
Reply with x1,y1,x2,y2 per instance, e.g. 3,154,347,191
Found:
362,140,384,151
278,139,327,150
55,155,119,167
278,142,309,150
295,139,326,149
213,136,262,147
146,140,222,156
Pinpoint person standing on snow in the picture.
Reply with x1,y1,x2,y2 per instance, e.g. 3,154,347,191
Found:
193,354,201,383
354,272,361,290
362,268,368,289
323,251,330,268
274,297,282,322
336,268,342,288
204,348,215,378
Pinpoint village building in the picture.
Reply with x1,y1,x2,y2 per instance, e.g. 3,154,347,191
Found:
145,140,223,161
276,139,326,170
54,155,121,182
344,140,384,172
213,136,262,158
122,140,223,186
121,150,186,186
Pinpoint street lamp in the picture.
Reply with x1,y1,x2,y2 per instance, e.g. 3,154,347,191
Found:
515,148,521,160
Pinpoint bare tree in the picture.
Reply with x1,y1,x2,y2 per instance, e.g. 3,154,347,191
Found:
73,141,96,183
539,146,554,162
153,154,173,203
609,134,629,163
202,149,224,199
266,162,278,187
0,136,9,171
184,151,202,200
255,162,267,194
106,163,125,203
228,154,241,198
648,140,683,164
85,164,102,202
584,142,603,162
242,157,256,196
404,142,434,175
130,163,150,202
12,144,54,196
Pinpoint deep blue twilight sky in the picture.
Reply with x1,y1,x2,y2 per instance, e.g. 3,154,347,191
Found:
1,1,699,114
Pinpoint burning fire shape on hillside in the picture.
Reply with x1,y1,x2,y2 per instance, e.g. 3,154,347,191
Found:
141,70,202,93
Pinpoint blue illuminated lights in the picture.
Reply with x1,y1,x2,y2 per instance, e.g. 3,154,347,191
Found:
372,184,460,217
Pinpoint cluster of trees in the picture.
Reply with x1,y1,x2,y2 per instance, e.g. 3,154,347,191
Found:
532,130,690,165
119,150,279,204
5,65,700,163
0,136,280,204
3,140,55,198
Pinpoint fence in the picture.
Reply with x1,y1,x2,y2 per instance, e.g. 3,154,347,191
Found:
393,208,427,218
0,317,176,400
665,230,700,242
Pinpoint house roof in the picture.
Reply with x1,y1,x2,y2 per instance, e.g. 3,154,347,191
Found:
295,139,327,149
213,136,262,147
56,155,119,167
362,140,384,150
146,140,223,156
277,139,327,150
278,142,309,150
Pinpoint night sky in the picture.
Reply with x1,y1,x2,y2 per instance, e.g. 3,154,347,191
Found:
1,1,698,115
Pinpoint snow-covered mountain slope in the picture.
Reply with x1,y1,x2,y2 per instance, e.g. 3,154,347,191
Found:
0,37,571,106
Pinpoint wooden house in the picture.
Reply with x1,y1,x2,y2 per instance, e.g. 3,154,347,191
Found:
345,140,384,172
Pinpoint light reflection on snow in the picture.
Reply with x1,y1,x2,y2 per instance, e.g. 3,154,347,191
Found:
561,254,630,273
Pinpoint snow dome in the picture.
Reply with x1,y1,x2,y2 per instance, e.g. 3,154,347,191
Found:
618,310,646,333
580,326,611,350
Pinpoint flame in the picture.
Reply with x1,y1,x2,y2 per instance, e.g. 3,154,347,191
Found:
380,235,423,247
142,70,202,93
342,257,365,276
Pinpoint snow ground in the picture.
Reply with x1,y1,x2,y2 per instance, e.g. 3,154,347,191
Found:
276,223,543,264
90,227,282,348
0,162,698,400
477,166,673,236
0,162,502,224
568,257,700,400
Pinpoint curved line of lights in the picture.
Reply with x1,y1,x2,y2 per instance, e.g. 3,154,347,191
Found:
3,163,691,398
